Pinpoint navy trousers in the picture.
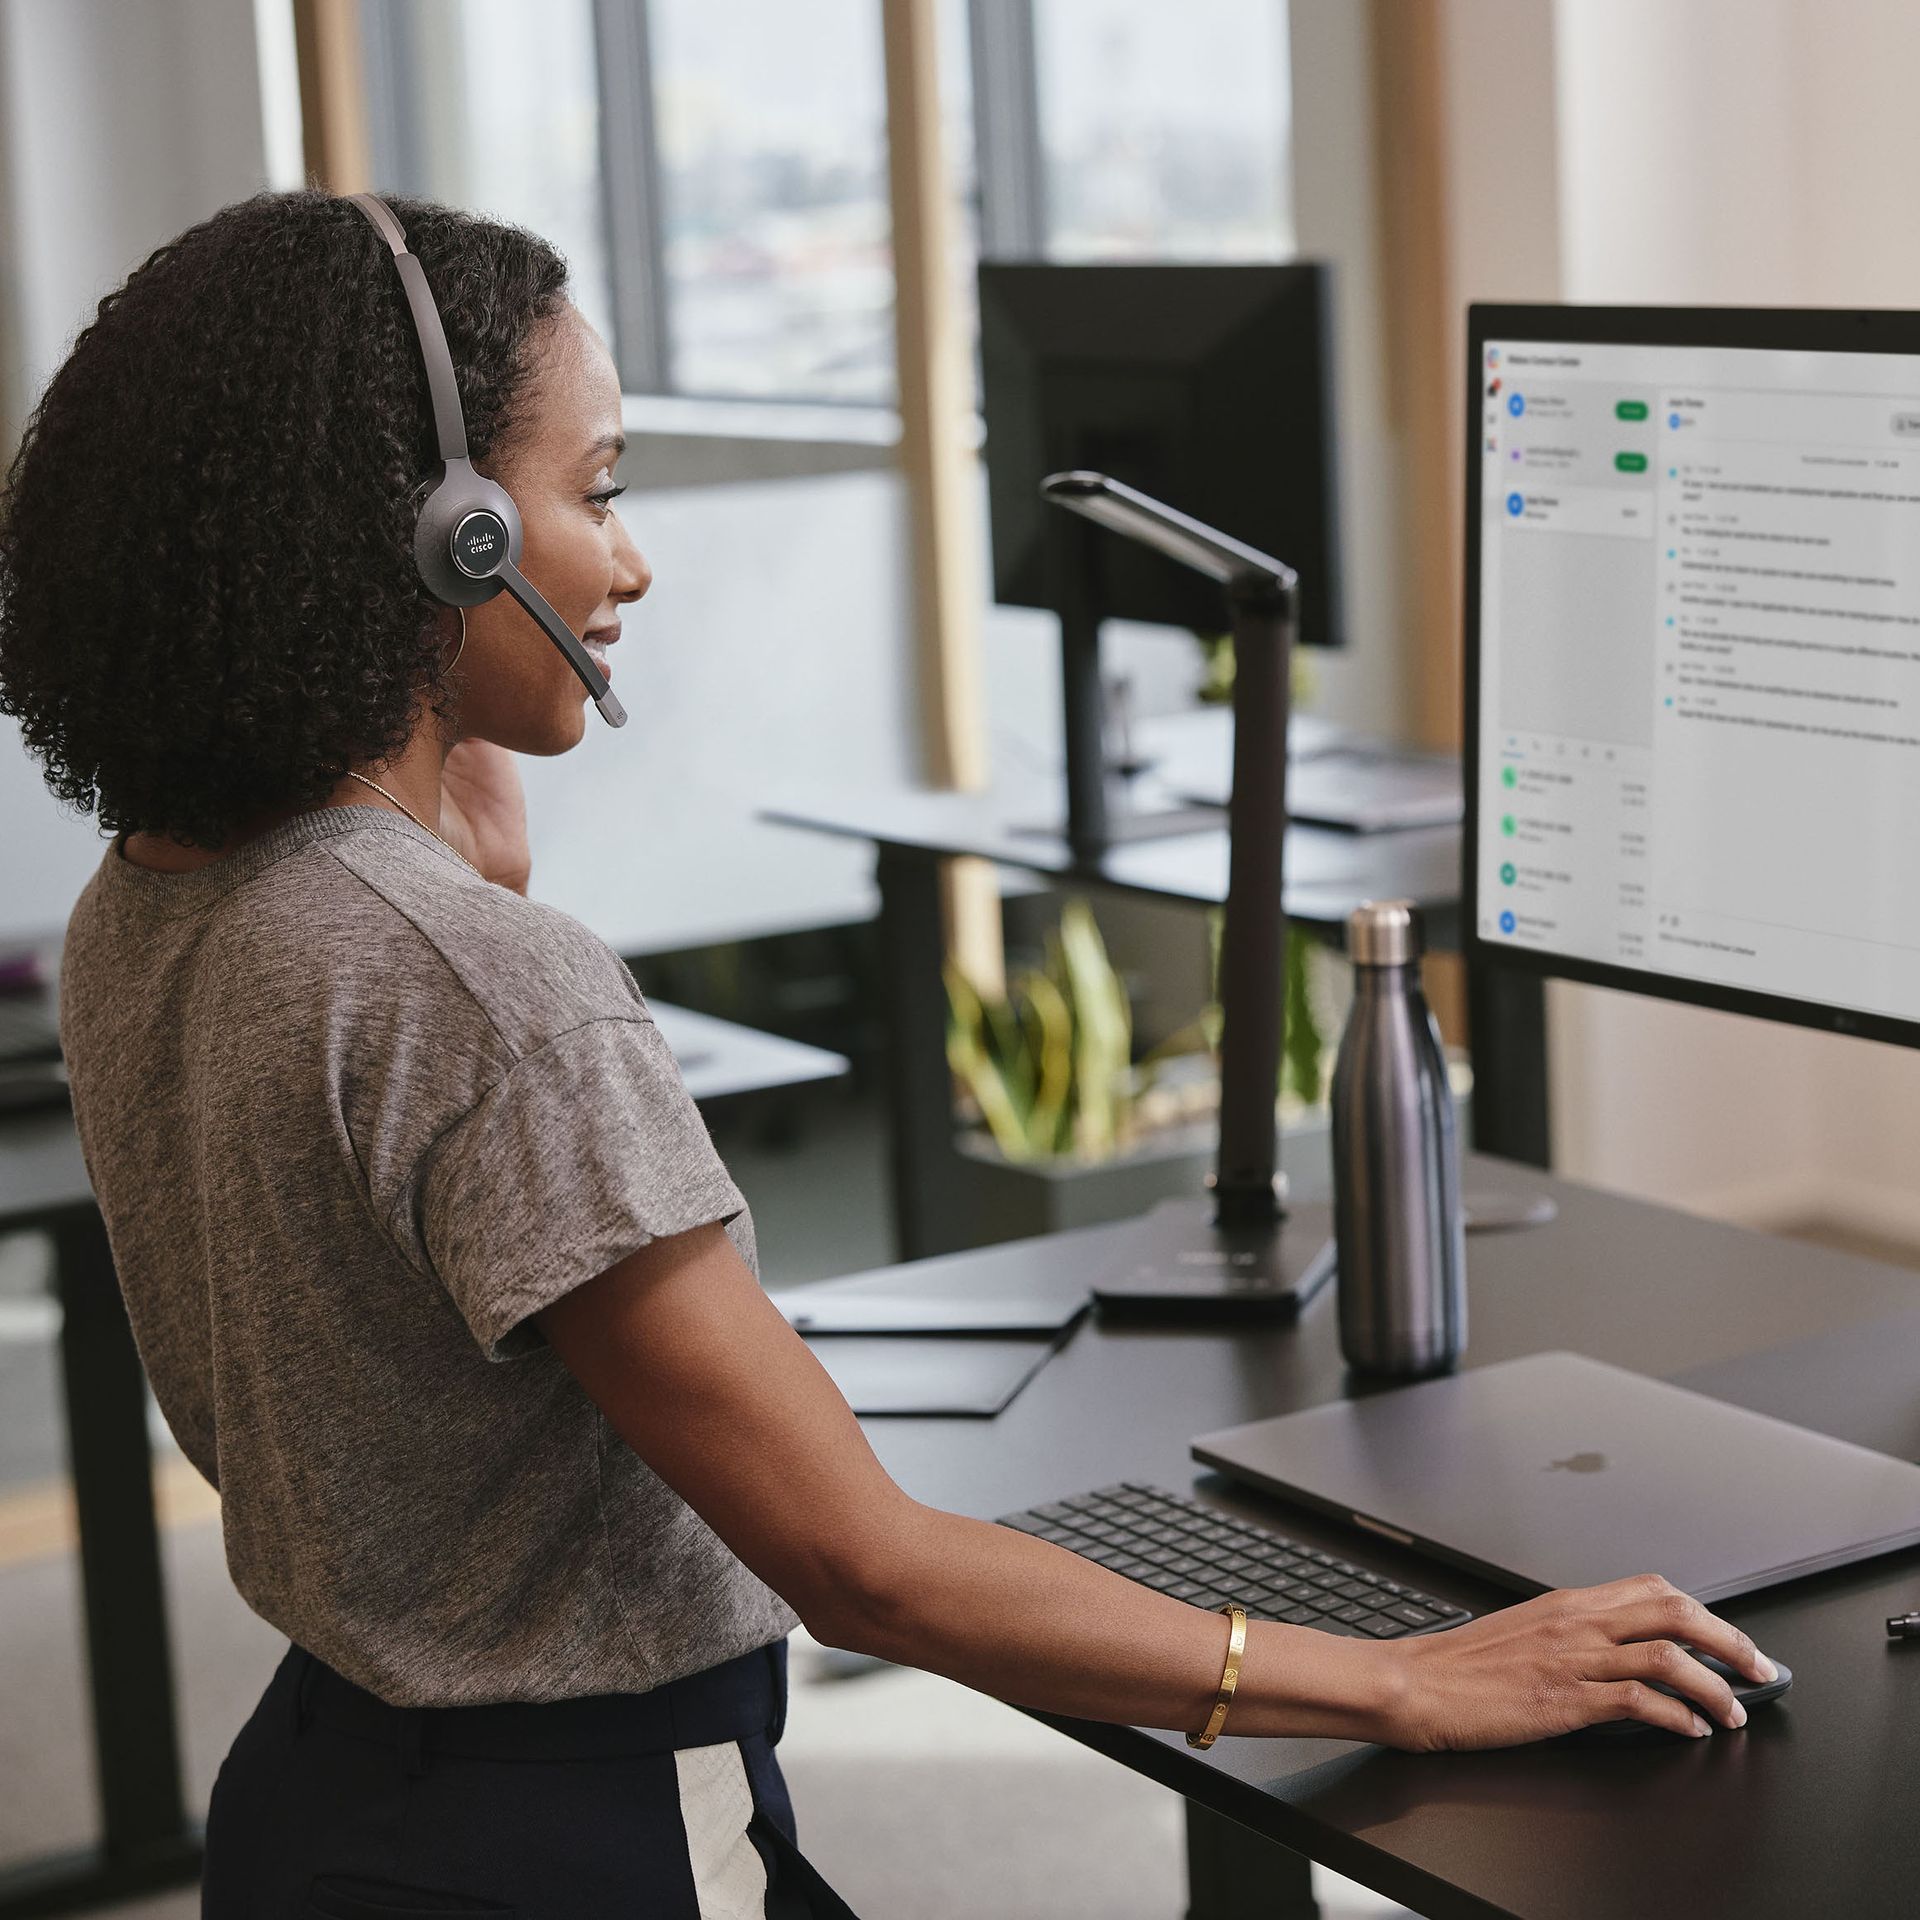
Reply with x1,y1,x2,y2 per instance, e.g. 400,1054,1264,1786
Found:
201,1639,858,1918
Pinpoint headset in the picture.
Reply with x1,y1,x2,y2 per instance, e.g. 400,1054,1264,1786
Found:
348,192,627,728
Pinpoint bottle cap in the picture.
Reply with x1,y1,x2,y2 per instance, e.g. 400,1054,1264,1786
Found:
1347,899,1421,967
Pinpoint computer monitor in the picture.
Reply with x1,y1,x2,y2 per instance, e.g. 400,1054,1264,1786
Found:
979,261,1343,649
980,262,1342,857
1466,303,1920,1051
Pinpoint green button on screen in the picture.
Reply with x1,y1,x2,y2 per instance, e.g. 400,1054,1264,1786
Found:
1616,400,1649,421
1615,451,1649,473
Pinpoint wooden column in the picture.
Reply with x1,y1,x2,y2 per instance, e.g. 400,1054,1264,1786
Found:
1365,1,1567,1101
881,0,1004,995
1369,0,1458,757
1366,0,1469,1042
292,0,373,193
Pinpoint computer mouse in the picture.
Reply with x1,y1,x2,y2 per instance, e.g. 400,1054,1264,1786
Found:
1559,1652,1793,1746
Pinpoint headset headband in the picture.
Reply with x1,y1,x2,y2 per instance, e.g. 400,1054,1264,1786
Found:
348,193,469,464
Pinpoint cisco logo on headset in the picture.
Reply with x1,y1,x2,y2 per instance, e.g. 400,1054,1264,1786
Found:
451,510,508,579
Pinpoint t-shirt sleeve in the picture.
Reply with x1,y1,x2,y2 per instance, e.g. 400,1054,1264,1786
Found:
396,1015,749,1360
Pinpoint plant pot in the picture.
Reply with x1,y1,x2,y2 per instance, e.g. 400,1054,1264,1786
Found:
945,1069,1476,1253
948,1107,1338,1250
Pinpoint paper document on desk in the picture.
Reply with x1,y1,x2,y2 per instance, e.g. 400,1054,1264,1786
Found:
803,1336,1060,1417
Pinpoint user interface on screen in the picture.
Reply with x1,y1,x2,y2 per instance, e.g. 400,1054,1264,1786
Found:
1476,334,1920,1024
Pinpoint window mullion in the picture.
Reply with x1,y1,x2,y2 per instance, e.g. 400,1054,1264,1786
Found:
592,0,674,392
967,0,1047,259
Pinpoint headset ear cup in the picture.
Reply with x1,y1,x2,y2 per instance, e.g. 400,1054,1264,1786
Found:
413,463,524,606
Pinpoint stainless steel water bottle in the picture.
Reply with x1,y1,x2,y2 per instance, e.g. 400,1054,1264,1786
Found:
1331,900,1466,1376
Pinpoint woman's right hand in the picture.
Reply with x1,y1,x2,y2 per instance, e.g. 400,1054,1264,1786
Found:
1377,1573,1778,1750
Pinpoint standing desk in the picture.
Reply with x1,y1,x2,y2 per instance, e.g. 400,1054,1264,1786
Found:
807,1153,1920,1919
0,1113,190,1918
765,712,1548,1262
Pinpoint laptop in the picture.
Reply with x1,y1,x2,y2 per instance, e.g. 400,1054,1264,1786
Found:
1192,1351,1920,1602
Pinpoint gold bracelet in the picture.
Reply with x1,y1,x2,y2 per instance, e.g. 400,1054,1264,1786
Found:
1186,1603,1248,1749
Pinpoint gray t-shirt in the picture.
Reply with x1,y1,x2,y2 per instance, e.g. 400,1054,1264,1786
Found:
58,805,798,1707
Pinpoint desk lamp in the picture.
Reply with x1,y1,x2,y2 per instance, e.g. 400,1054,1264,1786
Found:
1041,472,1335,1312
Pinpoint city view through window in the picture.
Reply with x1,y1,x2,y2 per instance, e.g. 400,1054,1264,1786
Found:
365,0,1293,407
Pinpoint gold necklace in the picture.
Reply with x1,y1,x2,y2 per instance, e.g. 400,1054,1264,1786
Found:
341,770,485,880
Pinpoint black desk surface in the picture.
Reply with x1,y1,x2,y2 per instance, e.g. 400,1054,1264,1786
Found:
766,711,1462,941
816,1155,1920,1920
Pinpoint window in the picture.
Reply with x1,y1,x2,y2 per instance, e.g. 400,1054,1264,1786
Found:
359,0,1292,414
361,0,617,347
648,1,894,404
1032,0,1293,262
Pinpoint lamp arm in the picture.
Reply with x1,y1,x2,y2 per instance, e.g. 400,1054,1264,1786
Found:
1212,577,1295,1227
1039,470,1298,1224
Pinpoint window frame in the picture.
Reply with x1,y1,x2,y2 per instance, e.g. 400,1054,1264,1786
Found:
967,0,1047,261
592,0,673,396
361,2,1289,465
591,0,1052,417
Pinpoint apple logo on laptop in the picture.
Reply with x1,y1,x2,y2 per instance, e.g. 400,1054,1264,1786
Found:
1547,1451,1607,1473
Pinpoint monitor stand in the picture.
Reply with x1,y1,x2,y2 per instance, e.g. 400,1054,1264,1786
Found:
1463,1189,1558,1232
1012,515,1226,860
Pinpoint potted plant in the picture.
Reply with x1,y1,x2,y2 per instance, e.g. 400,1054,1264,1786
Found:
942,899,1338,1246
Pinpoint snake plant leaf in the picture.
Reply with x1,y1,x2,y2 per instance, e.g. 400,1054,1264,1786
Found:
1022,965,1074,1158
1282,932,1323,1106
943,962,1033,1162
1199,906,1326,1104
982,984,1036,1120
1058,901,1130,1160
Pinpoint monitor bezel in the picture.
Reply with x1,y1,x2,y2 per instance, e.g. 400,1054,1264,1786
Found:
1464,300,1920,1054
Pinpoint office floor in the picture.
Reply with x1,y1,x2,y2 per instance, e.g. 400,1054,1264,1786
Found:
0,1084,1414,1917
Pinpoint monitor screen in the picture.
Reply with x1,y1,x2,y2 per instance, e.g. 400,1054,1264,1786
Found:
1467,306,1920,1048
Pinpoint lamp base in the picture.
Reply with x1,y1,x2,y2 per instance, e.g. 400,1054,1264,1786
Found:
1092,1196,1336,1319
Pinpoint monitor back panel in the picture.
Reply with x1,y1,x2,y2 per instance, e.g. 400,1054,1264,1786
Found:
979,261,1343,647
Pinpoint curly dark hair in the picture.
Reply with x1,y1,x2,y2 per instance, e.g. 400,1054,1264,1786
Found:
0,190,569,846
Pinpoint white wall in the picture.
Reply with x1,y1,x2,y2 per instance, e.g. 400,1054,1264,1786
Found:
1547,0,1920,1236
523,469,922,951
0,0,270,402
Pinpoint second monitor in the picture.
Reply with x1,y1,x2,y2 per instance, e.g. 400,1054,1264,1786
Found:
980,262,1343,856
979,260,1344,649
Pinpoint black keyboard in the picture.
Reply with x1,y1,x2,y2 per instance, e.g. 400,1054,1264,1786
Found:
999,1484,1473,1639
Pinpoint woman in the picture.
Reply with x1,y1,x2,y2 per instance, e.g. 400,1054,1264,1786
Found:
0,193,1772,1917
